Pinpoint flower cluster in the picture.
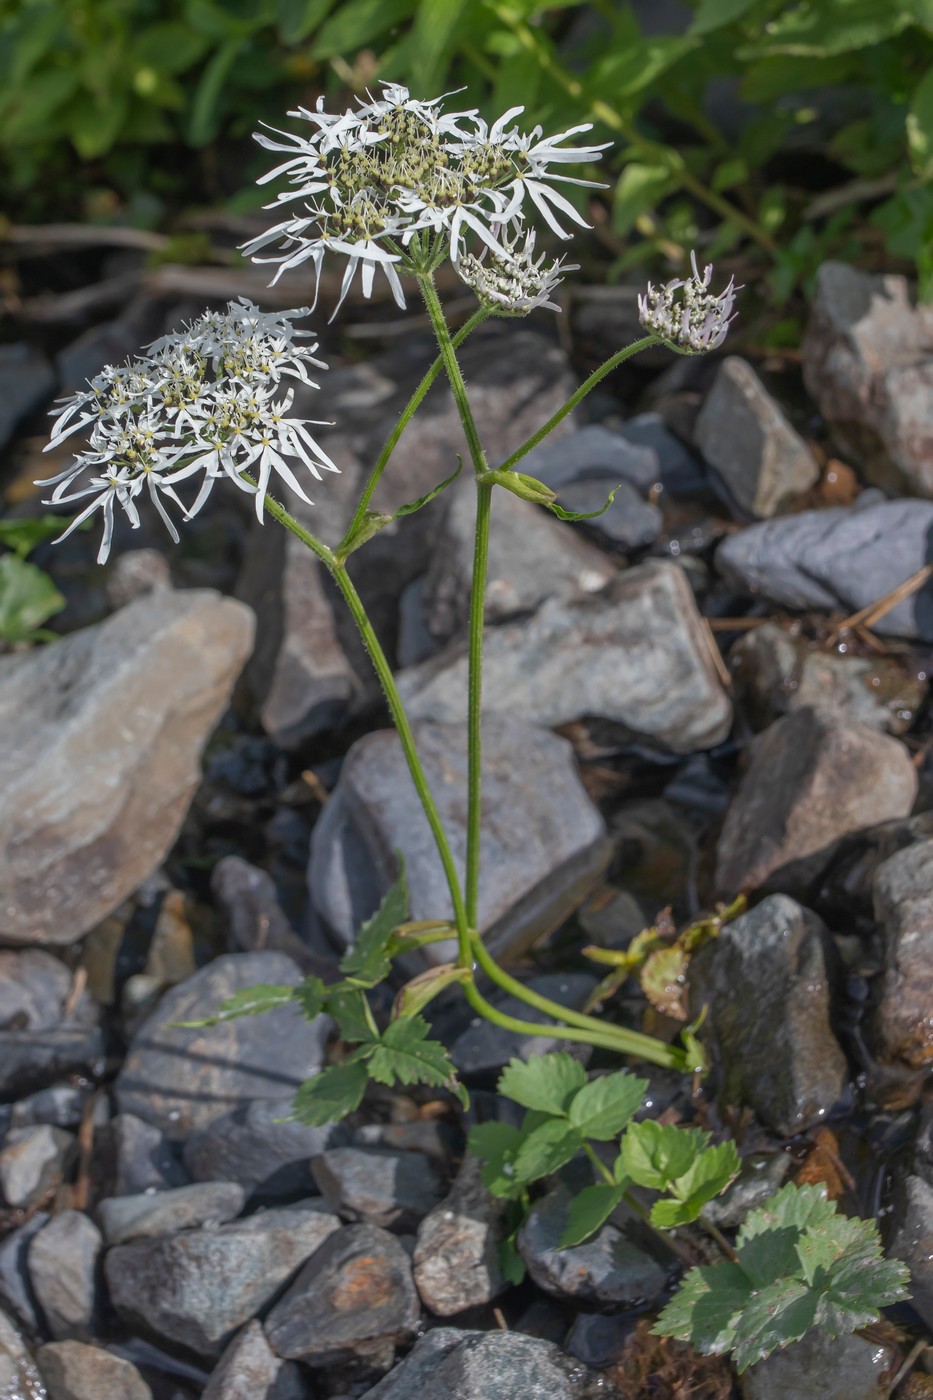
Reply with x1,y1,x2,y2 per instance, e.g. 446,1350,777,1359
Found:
456,229,577,316
637,252,739,353
243,83,607,315
38,299,337,563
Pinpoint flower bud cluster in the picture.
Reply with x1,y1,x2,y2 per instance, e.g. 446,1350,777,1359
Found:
38,299,337,563
455,229,577,316
638,252,739,352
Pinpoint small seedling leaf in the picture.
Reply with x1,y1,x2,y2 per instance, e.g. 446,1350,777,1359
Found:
559,1182,627,1247
498,1052,587,1116
512,1118,583,1185
339,859,409,984
291,1060,369,1125
468,1121,526,1198
567,1070,648,1141
622,1120,709,1192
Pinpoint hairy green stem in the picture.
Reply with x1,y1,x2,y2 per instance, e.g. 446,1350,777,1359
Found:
583,1140,617,1187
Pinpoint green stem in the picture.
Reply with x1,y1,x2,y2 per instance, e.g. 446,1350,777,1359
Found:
584,1140,616,1187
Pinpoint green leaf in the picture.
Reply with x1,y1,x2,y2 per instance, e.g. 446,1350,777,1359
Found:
468,1121,526,1198
499,1229,527,1284
323,986,374,1044
908,67,933,180
340,859,409,984
622,1121,709,1192
172,983,296,1028
408,0,471,106
392,963,471,1019
0,516,70,559
567,1071,648,1141
365,1014,461,1091
70,90,129,160
394,457,463,517
689,0,758,34
498,1052,588,1116
131,23,210,75
293,975,328,1021
612,162,679,235
547,483,624,523
291,1061,369,1125
729,1277,818,1372
737,0,915,58
336,461,464,560
312,0,418,59
654,1261,753,1354
276,0,337,43
650,1141,740,1228
0,556,65,643
640,944,689,1020
559,1182,627,1247
188,37,242,147
512,1118,583,1185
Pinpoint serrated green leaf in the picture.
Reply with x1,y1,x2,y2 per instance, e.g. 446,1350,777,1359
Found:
172,983,295,1028
567,1071,648,1141
548,483,623,523
559,1182,627,1247
324,986,375,1045
468,1121,526,1198
622,1120,709,1192
737,1182,837,1249
652,1140,740,1228
293,975,328,1021
730,1277,818,1372
291,1061,368,1125
653,1261,753,1354
339,860,409,984
366,1013,460,1091
512,1118,583,1185
0,555,65,643
498,1052,587,1116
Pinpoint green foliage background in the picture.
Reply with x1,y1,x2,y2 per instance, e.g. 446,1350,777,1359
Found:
2,0,932,299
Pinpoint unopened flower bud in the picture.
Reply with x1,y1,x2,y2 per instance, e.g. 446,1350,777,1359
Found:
638,251,739,353
478,468,557,504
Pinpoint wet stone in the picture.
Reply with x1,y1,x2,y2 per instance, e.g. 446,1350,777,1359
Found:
97,1181,245,1245
715,708,917,896
518,1185,667,1307
0,1126,73,1209
694,356,819,518
264,1223,420,1370
29,1211,102,1342
311,1147,444,1232
740,1326,895,1400
115,952,331,1141
0,589,254,946
890,1174,933,1331
310,714,608,967
37,1341,152,1400
412,1154,508,1316
702,1152,792,1229
184,1097,346,1201
872,839,933,1067
356,1326,621,1400
689,894,849,1136
400,562,733,754
449,973,597,1076
201,1321,305,1400
104,1202,341,1359
0,1306,46,1400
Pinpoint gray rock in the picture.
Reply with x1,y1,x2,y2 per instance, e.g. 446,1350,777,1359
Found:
210,857,317,967
29,1212,101,1342
0,589,254,946
264,1224,420,1369
309,714,608,966
11,1088,94,1132
702,1152,791,1229
715,499,933,642
412,1154,508,1316
694,357,819,518
184,1097,345,1200
0,1126,73,1209
352,1119,454,1161
731,621,925,736
311,1147,444,1231
104,1202,341,1358
115,953,331,1140
554,478,663,549
421,475,614,645
449,973,597,1075
401,562,732,752
0,1213,48,1333
517,1186,667,1306
872,839,933,1066
0,949,103,1099
0,1306,46,1400
0,343,56,450
802,261,933,497
356,1325,619,1399
37,1341,152,1400
396,577,440,669
715,709,917,895
740,1327,895,1400
519,422,660,494
97,1182,245,1245
690,895,849,1135
890,1173,933,1330
106,549,172,610
202,1321,303,1400
102,1114,189,1197
0,950,72,1029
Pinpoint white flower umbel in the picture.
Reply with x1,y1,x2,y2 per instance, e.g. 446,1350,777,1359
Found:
456,229,577,316
38,298,337,562
638,252,739,353
244,83,607,311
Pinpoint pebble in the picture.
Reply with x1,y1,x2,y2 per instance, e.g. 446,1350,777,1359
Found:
0,1214,48,1333
872,839,933,1066
689,894,850,1135
264,1223,420,1370
99,1114,189,1197
0,589,254,945
29,1211,102,1342
412,1154,508,1315
0,1306,46,1400
890,1173,933,1331
715,708,917,896
11,1087,95,1133
37,1341,152,1400
309,714,608,966
115,952,331,1141
201,1321,305,1400
740,1326,896,1399
104,1202,341,1358
399,562,733,754
0,1125,73,1209
0,950,103,1099
694,356,819,517
311,1146,444,1231
184,1097,346,1201
97,1181,246,1245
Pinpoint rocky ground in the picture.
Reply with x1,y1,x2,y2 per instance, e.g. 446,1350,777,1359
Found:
1,257,933,1399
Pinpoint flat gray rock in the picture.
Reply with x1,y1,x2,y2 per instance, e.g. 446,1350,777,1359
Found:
357,1326,620,1399
115,953,331,1140
802,260,933,497
694,356,819,517
517,1186,667,1306
309,714,607,965
0,1213,48,1333
0,1125,73,1210
97,1182,245,1245
202,1321,302,1400
890,1173,933,1331
0,589,254,945
399,562,732,753
715,498,933,642
689,895,849,1135
184,1097,346,1201
739,1327,895,1400
104,1202,341,1358
413,1154,507,1317
37,1341,152,1400
29,1211,102,1342
872,839,933,1066
100,1113,189,1197
264,1223,419,1369
311,1147,444,1231
716,708,917,896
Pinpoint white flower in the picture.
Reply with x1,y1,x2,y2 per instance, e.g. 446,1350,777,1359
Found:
38,299,338,562
456,228,577,316
638,252,739,352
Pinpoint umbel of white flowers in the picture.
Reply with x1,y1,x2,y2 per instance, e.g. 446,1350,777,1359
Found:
638,251,739,352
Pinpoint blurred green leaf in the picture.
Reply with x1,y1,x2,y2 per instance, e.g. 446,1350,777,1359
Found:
690,0,759,34
0,516,68,559
313,0,417,59
908,66,933,178
0,555,65,644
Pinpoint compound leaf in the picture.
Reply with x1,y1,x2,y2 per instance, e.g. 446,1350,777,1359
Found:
293,975,328,1021
172,983,295,1028
468,1121,526,1198
324,986,375,1045
498,1052,587,1116
291,1060,368,1125
559,1182,627,1248
339,859,409,984
729,1277,818,1372
512,1118,582,1185
0,555,65,643
651,1140,741,1228
365,1013,460,1090
653,1261,753,1355
567,1070,648,1141
622,1120,709,1192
